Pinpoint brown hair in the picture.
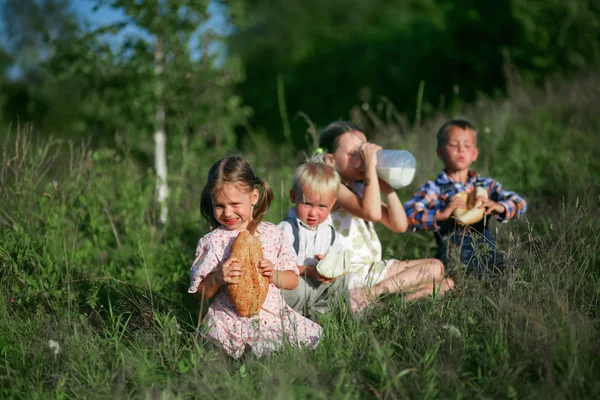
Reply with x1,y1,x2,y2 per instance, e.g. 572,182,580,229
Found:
319,121,364,154
436,119,478,148
200,155,274,233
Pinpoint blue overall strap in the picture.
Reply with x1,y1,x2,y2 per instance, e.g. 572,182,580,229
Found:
282,216,300,254
282,216,336,255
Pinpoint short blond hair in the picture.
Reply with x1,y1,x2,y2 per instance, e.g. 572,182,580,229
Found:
292,154,340,199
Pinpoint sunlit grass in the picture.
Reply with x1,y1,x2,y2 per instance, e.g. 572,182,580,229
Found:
1,74,599,398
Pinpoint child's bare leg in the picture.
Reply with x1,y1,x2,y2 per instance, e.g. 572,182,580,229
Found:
349,259,451,312
350,274,454,311
384,258,445,283
348,287,371,312
349,276,454,312
365,258,446,298
404,277,454,301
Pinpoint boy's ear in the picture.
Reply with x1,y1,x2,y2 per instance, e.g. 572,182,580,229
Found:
289,189,296,203
473,147,479,162
329,197,338,208
436,147,445,161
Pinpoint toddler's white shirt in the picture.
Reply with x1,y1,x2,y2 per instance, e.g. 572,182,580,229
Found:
277,207,338,268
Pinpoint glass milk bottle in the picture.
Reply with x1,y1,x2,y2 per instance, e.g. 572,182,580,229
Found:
376,150,417,189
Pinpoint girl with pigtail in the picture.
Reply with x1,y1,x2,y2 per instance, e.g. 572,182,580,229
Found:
189,155,322,358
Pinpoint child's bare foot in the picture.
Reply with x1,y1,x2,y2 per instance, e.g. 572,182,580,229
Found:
349,288,371,313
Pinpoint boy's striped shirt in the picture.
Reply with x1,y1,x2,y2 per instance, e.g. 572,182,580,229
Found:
404,170,527,231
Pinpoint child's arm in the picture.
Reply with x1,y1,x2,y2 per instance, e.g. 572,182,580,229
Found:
485,179,528,221
404,181,447,230
189,236,243,302
378,179,409,232
193,272,222,302
259,260,299,289
336,183,380,222
257,227,302,290
336,143,383,222
193,257,242,302
296,254,335,284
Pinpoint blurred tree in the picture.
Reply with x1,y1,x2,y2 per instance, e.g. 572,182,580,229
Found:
1,0,248,149
1,0,77,76
0,0,78,125
63,0,249,223
511,0,600,80
0,47,13,124
98,0,209,223
225,0,599,145
1,0,249,225
225,0,520,145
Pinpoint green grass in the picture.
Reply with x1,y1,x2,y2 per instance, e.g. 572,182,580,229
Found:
1,73,599,399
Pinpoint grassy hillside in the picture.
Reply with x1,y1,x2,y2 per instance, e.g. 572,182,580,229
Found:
0,72,599,399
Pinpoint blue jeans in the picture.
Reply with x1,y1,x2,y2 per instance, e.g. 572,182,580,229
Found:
437,228,504,276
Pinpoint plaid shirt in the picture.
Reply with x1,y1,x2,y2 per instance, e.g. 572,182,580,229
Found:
404,170,527,231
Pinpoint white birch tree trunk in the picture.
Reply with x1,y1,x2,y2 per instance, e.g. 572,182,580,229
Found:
154,35,168,224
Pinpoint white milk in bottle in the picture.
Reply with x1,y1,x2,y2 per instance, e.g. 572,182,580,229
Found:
376,150,417,189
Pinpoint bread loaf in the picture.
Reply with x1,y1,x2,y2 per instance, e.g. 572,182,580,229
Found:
227,231,269,317
453,187,488,225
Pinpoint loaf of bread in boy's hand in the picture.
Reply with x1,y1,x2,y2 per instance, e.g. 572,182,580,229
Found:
227,231,269,317
453,187,488,225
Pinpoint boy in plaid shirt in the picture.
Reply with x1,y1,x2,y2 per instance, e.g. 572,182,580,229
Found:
404,120,527,275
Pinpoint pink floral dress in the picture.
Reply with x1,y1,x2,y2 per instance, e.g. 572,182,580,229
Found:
188,222,322,358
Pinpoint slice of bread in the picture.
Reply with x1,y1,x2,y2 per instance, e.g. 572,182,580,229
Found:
227,231,269,317
453,187,488,225
316,247,351,279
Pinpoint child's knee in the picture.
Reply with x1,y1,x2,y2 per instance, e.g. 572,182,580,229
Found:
429,258,446,279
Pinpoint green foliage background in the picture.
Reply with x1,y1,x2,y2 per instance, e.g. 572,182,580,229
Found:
0,0,599,398
231,0,600,144
1,70,599,398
